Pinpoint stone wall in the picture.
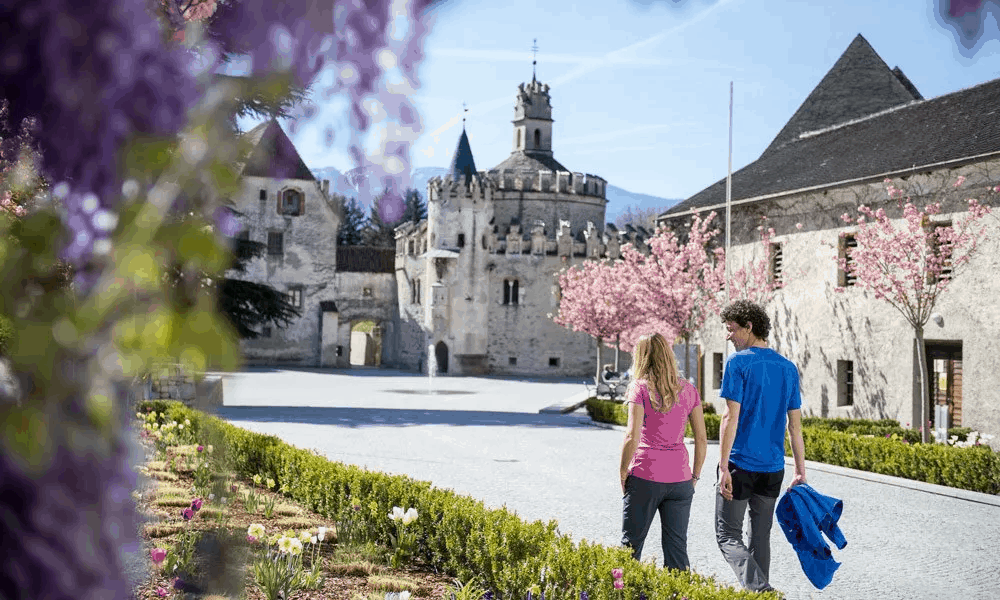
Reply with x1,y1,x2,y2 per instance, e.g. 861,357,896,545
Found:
334,271,400,369
677,162,1000,438
143,365,224,413
235,175,342,366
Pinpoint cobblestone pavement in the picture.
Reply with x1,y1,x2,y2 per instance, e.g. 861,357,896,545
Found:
215,368,1000,600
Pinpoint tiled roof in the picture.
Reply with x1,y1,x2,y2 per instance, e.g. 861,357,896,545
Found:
240,120,316,181
763,34,921,156
489,150,569,174
663,50,1000,218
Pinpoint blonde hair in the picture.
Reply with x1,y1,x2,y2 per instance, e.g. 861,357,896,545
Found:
631,333,680,412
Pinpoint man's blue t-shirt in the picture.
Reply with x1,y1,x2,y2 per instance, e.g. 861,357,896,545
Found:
721,347,802,473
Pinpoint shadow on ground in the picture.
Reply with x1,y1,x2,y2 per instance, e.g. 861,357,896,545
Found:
214,406,599,429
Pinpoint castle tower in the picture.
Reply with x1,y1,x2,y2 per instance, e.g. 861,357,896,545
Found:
512,79,554,155
424,128,494,375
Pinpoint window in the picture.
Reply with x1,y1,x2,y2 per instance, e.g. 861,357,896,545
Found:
408,240,415,255
362,287,373,298
415,279,421,304
410,280,416,304
838,234,858,287
928,223,954,284
457,233,465,248
837,360,854,407
267,232,284,256
712,352,723,389
533,128,541,149
287,287,303,309
503,279,519,305
237,230,250,241
516,129,522,150
262,326,272,338
509,357,517,366
770,242,783,287
280,189,303,215
259,189,267,201
549,357,560,368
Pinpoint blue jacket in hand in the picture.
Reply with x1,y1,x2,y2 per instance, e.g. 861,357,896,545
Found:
776,483,847,590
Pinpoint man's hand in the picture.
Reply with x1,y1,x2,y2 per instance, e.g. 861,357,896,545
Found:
788,472,806,489
719,466,733,501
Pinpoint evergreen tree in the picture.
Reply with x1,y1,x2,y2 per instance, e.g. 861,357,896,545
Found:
403,187,427,224
364,191,405,248
217,236,302,338
335,194,367,246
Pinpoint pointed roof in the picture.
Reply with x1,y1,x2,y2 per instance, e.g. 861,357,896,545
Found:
662,77,1000,217
240,119,315,181
449,128,478,181
763,34,922,155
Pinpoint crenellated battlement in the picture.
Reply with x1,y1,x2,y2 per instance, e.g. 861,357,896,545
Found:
427,169,606,199
427,173,495,202
489,168,606,198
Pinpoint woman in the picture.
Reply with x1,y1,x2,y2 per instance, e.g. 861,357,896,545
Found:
619,333,708,571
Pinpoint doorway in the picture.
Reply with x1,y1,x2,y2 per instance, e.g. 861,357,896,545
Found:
350,320,382,367
925,341,962,428
435,341,449,374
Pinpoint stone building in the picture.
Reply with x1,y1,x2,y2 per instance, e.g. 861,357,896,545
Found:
658,34,1000,437
228,120,399,368
395,76,647,377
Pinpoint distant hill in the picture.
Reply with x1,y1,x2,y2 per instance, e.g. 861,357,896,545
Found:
309,164,680,224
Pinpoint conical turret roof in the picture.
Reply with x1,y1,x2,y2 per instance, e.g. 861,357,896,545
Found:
449,128,478,182
763,34,922,155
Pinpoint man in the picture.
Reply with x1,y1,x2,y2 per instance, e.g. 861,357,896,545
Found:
716,300,807,592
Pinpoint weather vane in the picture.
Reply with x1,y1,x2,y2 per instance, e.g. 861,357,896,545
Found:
462,101,468,128
532,38,538,80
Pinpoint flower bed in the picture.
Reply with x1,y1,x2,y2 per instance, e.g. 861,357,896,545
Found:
136,400,774,600
584,398,1000,495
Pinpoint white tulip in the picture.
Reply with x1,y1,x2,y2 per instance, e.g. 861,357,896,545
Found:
400,591,411,600
389,506,405,521
317,526,327,541
402,507,419,525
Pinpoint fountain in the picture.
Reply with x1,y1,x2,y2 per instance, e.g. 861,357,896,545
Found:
427,343,437,394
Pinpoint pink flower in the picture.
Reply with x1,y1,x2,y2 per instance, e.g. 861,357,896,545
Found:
197,445,204,453
231,484,238,493
182,508,194,520
613,579,624,590
247,535,257,543
190,498,203,511
156,587,168,597
611,568,624,579
150,547,167,564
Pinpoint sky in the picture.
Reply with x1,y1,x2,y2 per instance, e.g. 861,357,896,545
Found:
238,0,1000,203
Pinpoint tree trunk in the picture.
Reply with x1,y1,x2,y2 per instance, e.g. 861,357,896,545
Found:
615,333,621,371
595,337,602,383
684,333,692,384
915,325,931,444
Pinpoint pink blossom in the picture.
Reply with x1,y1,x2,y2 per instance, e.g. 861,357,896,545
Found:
197,445,204,453
612,568,624,579
613,580,624,590
953,175,966,188
795,222,803,230
150,548,167,564
190,498,203,511
247,535,258,543
182,508,194,520
156,588,168,598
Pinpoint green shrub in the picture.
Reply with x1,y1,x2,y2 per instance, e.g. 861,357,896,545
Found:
139,401,773,600
786,428,1000,495
586,398,721,440
0,313,14,356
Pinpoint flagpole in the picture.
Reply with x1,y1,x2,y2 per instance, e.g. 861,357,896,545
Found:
725,81,733,359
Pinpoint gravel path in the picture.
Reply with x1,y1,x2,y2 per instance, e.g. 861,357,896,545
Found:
215,368,1000,600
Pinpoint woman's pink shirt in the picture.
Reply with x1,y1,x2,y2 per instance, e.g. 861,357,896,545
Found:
626,378,701,483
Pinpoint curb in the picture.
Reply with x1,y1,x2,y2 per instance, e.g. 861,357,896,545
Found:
583,417,1000,507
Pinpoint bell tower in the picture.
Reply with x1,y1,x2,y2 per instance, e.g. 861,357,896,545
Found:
512,39,553,155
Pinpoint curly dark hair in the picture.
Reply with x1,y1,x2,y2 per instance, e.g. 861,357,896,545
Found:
720,300,771,340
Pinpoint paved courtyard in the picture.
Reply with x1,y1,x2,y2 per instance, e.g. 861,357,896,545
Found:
212,368,1000,600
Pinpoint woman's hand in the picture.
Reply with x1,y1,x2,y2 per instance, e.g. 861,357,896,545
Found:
620,471,628,494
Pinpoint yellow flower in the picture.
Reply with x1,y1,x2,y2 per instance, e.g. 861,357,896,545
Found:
247,523,266,539
253,474,262,486
298,531,312,544
266,478,275,490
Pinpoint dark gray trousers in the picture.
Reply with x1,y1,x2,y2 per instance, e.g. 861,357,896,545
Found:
714,464,783,592
621,475,695,571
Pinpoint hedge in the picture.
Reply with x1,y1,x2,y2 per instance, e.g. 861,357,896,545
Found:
138,401,775,600
585,399,1000,495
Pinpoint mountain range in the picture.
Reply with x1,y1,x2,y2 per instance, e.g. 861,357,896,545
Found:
310,165,681,225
